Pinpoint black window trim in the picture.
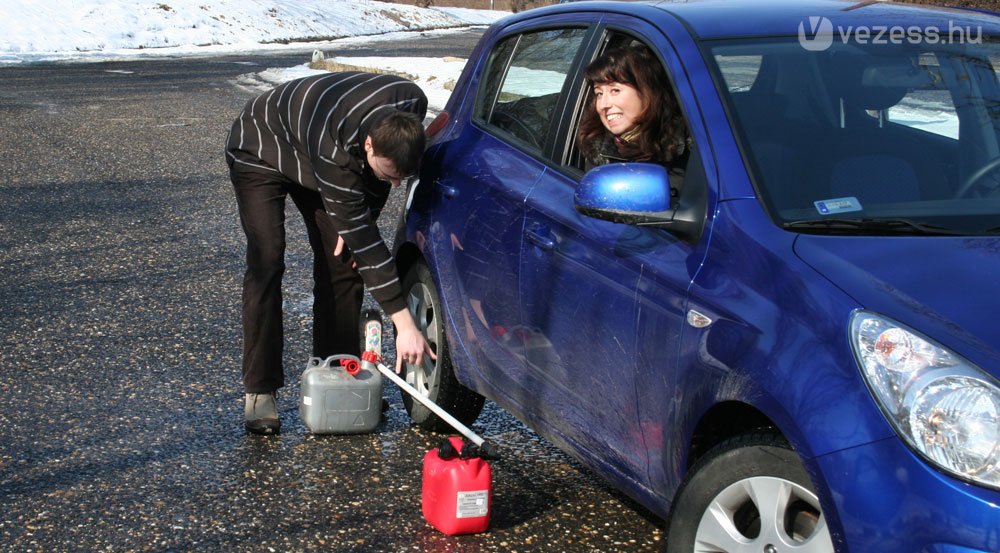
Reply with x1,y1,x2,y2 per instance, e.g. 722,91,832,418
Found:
478,34,521,125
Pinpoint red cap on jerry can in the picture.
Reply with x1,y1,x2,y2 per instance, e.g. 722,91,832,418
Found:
339,358,361,376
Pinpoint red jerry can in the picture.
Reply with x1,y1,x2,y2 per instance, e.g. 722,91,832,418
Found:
421,436,492,535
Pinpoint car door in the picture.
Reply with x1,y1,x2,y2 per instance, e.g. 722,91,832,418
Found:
423,24,593,391
517,24,713,484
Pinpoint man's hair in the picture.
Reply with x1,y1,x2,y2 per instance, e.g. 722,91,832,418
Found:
369,111,426,177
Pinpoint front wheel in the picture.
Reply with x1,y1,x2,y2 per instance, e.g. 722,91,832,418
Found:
399,260,485,432
665,431,834,553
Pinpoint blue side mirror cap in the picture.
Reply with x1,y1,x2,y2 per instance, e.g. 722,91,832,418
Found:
574,162,672,214
574,161,706,244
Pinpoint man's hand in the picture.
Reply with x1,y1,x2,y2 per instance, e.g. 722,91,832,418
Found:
332,235,357,269
391,308,436,374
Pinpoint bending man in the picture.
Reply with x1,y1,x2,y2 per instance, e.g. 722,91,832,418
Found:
226,71,435,435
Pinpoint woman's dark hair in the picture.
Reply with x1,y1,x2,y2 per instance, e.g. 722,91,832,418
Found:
369,111,426,177
577,44,687,164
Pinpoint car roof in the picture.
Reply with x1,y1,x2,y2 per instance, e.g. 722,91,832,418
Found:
536,0,1000,41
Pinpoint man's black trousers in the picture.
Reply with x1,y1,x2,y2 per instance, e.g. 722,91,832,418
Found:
230,165,365,394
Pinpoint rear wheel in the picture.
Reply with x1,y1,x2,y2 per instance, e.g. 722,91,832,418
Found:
665,431,834,553
399,260,485,432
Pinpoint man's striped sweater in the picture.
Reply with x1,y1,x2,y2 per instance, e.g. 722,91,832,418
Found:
226,71,428,314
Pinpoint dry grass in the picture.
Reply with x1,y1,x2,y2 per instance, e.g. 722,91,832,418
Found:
425,75,459,91
307,61,458,90
904,0,1000,8
380,0,557,12
308,60,418,81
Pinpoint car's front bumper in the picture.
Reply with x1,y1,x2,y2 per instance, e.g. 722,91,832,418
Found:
813,435,999,553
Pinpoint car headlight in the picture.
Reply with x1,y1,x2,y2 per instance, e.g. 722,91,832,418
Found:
850,310,1000,489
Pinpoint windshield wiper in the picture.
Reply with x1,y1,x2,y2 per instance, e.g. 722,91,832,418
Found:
782,218,966,236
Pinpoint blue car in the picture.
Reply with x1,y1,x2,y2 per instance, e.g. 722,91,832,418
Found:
392,1,1000,551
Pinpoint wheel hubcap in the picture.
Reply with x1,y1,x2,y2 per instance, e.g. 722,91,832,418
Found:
695,476,833,553
405,282,439,396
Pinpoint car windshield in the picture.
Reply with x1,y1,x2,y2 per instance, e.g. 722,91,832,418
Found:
710,35,1000,235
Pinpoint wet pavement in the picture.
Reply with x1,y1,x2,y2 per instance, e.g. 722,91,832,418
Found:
0,32,663,552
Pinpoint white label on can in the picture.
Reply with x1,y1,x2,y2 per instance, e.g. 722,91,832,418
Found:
302,396,313,406
456,490,489,518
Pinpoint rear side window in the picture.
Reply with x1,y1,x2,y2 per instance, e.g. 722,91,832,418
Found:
716,55,763,92
475,28,588,151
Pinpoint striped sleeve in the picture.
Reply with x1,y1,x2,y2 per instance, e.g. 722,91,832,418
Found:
311,75,427,314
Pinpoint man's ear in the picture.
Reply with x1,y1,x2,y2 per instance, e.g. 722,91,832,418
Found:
364,135,373,153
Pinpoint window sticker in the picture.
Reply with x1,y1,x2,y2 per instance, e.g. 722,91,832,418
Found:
815,197,862,215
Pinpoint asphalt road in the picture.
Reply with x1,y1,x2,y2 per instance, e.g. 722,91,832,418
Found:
0,30,662,552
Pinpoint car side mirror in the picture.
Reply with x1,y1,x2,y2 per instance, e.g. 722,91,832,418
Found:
574,162,706,243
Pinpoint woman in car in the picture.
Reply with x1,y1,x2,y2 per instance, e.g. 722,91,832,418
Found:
578,43,689,176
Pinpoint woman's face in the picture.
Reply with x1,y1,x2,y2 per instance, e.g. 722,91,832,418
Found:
592,81,644,136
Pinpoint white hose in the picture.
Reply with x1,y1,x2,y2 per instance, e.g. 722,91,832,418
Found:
371,362,484,447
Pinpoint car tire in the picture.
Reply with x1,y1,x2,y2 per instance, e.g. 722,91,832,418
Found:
664,431,834,553
399,260,485,432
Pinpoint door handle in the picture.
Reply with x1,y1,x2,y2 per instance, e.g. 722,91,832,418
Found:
524,228,555,250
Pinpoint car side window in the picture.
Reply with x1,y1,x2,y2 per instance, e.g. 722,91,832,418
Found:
566,33,693,179
474,28,589,152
